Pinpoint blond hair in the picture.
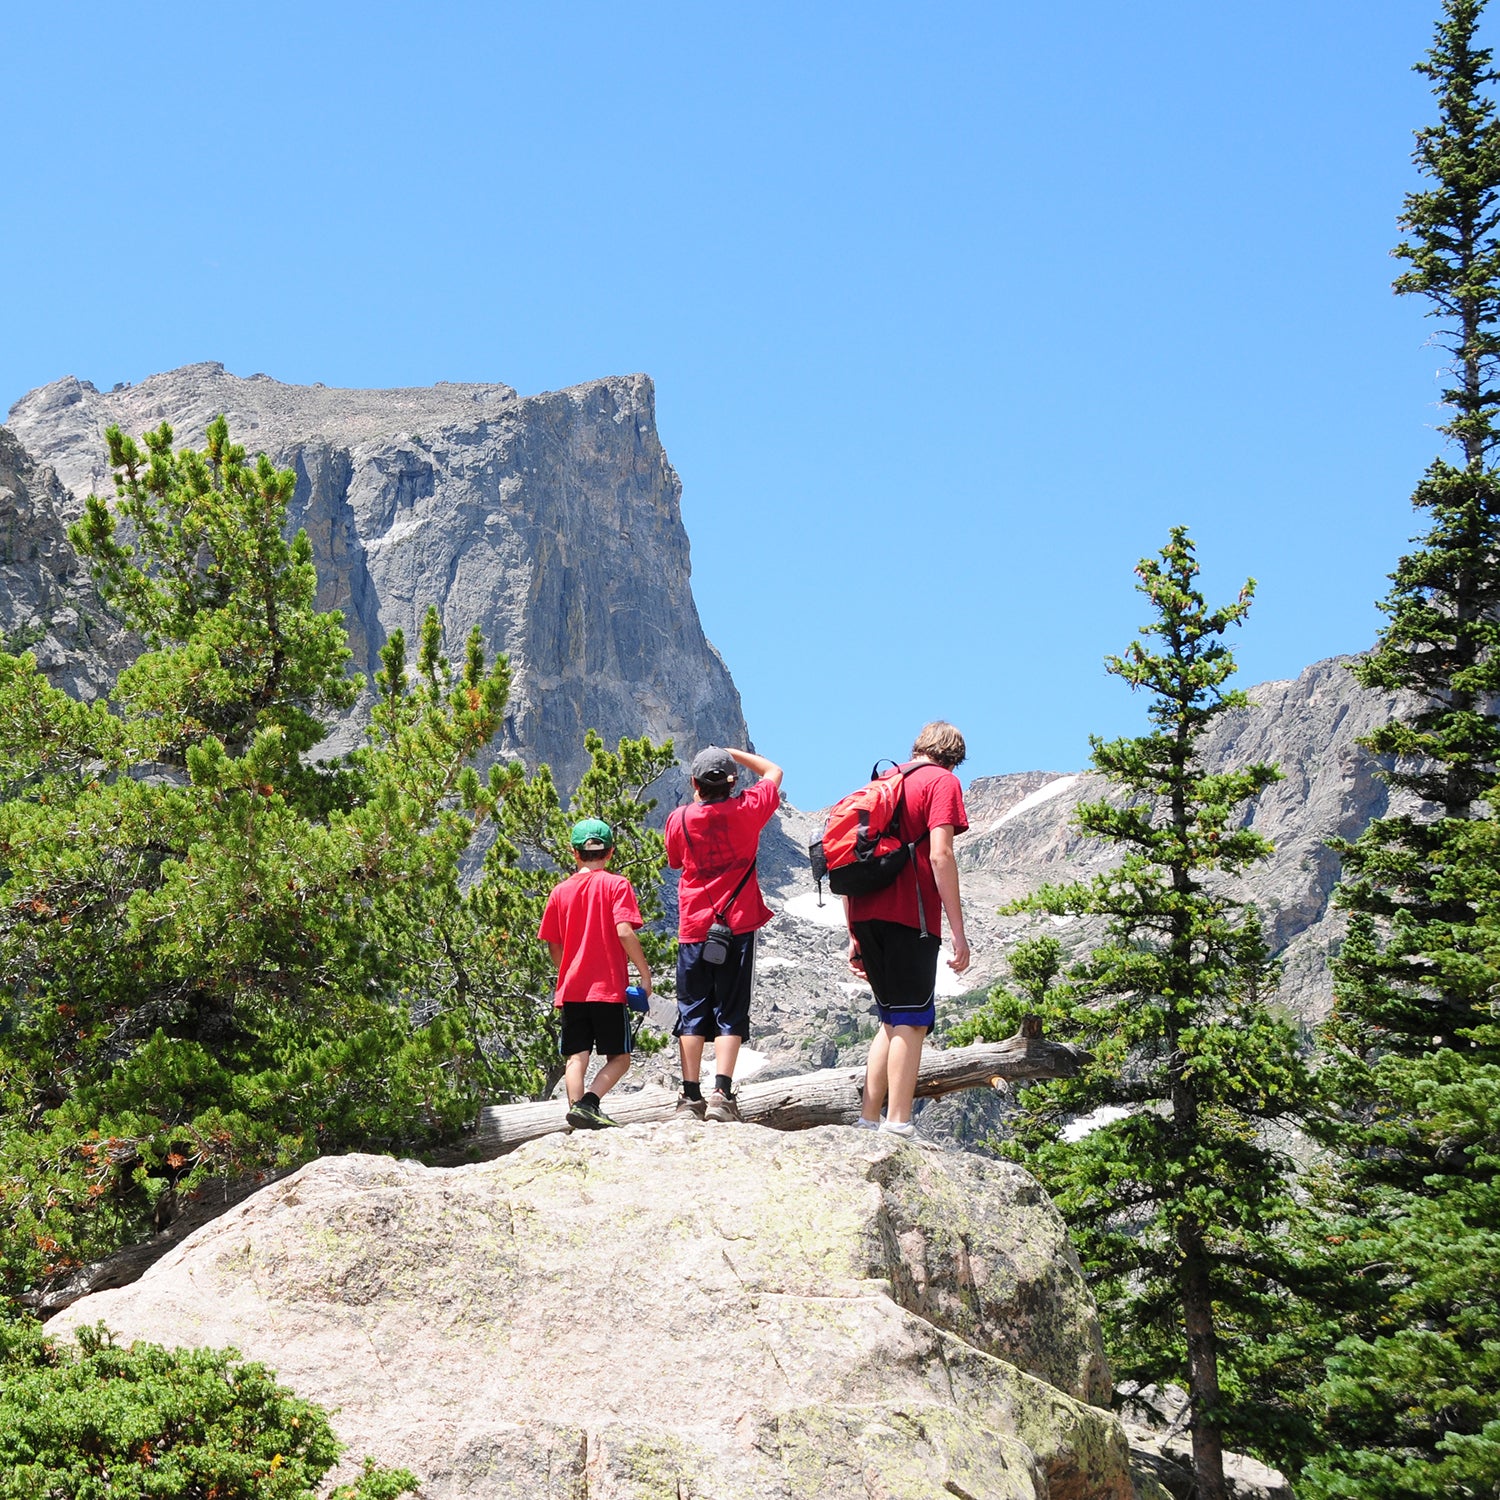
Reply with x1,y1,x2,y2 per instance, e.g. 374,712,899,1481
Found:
912,721,966,769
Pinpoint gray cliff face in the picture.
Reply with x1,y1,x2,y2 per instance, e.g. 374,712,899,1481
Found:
0,427,129,699
5,363,747,792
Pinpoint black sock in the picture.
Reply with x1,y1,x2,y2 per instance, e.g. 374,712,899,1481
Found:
582,1091,600,1110
715,1073,734,1098
682,1080,703,1101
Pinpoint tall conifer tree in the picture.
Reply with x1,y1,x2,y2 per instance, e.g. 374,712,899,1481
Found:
1307,4,1500,1492
1330,0,1500,1069
954,530,1314,1497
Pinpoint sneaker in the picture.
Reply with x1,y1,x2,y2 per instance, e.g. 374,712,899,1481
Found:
704,1089,742,1123
566,1099,619,1130
879,1119,916,1138
853,1116,881,1131
675,1092,707,1119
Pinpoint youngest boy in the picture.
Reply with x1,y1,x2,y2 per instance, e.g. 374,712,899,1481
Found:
538,818,653,1129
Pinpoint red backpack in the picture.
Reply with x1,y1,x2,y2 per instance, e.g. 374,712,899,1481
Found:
809,760,942,925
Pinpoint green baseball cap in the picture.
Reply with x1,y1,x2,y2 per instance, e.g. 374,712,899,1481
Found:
569,818,615,851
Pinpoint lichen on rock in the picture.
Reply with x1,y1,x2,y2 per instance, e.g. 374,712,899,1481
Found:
49,1123,1134,1499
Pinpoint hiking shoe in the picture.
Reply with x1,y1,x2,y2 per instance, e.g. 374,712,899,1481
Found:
566,1099,620,1130
879,1119,916,1138
704,1089,741,1123
675,1093,707,1119
853,1116,881,1131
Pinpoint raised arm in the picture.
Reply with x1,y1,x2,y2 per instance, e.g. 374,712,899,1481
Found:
728,748,783,789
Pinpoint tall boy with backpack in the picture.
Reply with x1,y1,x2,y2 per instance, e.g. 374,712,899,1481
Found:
666,746,783,1122
817,722,971,1136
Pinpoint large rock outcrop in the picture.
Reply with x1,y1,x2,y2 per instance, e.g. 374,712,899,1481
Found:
5,363,746,792
50,1124,1135,1500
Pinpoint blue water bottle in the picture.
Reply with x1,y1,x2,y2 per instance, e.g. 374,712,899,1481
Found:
626,984,650,1014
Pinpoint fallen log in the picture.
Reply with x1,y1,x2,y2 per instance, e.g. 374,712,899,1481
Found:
32,1023,1085,1314
474,1017,1088,1157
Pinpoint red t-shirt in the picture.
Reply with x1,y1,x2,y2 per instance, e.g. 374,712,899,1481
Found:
846,761,968,936
666,778,780,941
537,868,644,1005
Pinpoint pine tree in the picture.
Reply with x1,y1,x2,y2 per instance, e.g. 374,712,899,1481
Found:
954,530,1316,1495
1328,0,1500,1068
71,416,360,769
1304,5,1500,1493
0,417,672,1309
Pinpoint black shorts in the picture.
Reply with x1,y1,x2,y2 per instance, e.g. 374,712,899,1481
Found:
674,931,756,1039
559,1002,633,1059
852,919,940,1032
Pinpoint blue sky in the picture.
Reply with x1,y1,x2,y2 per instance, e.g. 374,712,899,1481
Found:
1,1,1451,808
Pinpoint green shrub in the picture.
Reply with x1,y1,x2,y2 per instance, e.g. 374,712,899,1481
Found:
0,1319,416,1499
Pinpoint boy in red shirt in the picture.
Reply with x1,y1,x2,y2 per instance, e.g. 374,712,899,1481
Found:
846,722,971,1137
538,818,653,1130
666,746,783,1121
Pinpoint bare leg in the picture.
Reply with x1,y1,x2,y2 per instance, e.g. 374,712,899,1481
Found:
884,1025,927,1125
679,1033,706,1089
564,1051,590,1104
860,1026,891,1124
591,1051,632,1099
709,1033,741,1087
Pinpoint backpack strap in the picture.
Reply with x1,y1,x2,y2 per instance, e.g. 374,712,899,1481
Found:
714,858,759,927
869,759,942,846
894,760,946,939
881,760,943,860
912,853,930,939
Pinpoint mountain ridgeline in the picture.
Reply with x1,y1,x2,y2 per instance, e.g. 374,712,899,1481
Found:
3,363,1394,1045
4,363,747,795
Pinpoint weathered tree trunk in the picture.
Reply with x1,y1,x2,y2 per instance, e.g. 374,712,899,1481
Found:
474,1019,1088,1158
1179,1221,1230,1500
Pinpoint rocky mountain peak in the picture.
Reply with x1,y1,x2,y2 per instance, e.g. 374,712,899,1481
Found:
4,364,745,794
